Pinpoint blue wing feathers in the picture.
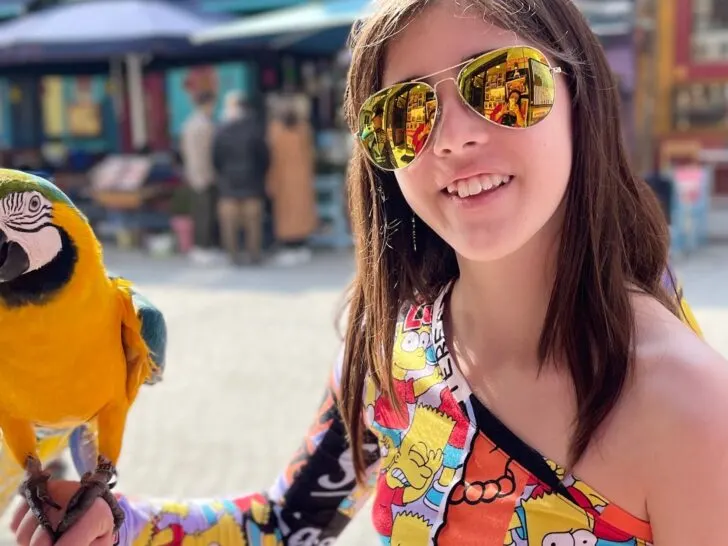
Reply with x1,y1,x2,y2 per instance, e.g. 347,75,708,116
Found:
108,272,167,384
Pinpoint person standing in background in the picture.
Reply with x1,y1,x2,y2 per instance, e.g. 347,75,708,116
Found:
213,92,270,266
180,92,220,265
267,102,318,266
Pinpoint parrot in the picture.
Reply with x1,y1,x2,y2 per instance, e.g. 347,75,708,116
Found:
0,169,165,541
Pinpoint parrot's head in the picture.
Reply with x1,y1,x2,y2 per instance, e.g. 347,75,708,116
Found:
0,169,99,305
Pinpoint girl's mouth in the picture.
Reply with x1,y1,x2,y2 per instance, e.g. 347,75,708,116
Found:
443,174,514,199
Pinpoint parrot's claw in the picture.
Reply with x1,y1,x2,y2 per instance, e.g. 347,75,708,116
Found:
55,455,125,539
21,456,62,539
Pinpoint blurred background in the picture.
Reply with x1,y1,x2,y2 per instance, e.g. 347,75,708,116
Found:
0,0,725,544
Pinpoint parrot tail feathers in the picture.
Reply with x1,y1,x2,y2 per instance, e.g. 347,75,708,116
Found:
116,282,159,403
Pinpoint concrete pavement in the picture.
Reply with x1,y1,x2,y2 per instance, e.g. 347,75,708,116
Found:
0,244,725,545
672,244,728,354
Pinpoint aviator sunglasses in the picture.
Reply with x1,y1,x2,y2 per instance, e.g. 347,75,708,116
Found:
357,45,563,171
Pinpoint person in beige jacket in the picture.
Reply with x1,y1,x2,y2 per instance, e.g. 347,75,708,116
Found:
266,106,318,266
180,92,221,265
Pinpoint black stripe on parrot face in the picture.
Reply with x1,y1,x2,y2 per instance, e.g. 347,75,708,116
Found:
0,192,54,234
5,207,52,227
0,227,77,307
5,221,54,234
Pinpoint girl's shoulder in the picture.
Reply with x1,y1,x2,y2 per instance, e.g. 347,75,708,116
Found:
631,291,720,380
626,294,728,541
629,292,728,470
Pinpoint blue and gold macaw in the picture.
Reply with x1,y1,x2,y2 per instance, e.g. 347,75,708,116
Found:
0,169,166,541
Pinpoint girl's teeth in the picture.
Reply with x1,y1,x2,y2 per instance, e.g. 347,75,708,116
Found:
479,175,494,190
447,175,512,197
482,174,502,189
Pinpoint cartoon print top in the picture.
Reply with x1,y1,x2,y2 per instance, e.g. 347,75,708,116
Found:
119,278,699,546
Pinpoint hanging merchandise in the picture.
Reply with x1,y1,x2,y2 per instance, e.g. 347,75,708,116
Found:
301,61,318,95
261,66,279,90
316,61,334,127
281,56,297,92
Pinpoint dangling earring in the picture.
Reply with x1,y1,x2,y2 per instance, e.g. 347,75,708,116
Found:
377,183,389,231
411,214,417,252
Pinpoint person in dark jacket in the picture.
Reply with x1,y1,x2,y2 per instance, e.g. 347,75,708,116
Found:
212,92,270,265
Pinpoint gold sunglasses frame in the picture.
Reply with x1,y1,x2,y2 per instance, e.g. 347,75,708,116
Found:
356,45,564,172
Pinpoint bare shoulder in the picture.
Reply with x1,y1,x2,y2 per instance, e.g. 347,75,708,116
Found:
628,294,728,541
630,293,728,429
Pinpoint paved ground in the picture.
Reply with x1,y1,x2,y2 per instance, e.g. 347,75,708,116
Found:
0,244,726,545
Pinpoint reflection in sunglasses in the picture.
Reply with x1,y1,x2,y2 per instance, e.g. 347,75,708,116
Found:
459,46,555,128
360,83,436,169
358,46,559,170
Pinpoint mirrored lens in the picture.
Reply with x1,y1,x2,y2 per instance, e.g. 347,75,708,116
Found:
458,46,556,128
358,82,437,170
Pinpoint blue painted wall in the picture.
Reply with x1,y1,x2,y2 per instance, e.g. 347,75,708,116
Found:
0,78,11,148
166,61,253,143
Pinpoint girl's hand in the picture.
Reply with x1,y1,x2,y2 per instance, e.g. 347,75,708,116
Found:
11,480,116,546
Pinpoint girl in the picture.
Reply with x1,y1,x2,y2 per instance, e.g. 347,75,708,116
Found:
12,0,727,545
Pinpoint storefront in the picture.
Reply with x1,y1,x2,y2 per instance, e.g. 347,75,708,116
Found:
185,0,368,248
577,1,637,152
655,0,728,194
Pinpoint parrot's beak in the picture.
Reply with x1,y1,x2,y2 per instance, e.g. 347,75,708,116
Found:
0,229,29,283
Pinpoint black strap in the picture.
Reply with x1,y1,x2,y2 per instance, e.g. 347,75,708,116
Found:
469,395,577,503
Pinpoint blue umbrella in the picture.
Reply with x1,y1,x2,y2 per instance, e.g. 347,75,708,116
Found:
0,0,227,60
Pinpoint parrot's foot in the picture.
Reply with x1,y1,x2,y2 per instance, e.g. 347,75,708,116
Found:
21,456,63,539
55,455,125,539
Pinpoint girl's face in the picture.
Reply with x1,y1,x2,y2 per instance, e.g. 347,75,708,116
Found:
383,2,573,263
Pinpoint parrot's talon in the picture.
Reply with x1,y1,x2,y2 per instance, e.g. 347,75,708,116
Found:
20,460,62,540
55,457,125,539
103,487,126,533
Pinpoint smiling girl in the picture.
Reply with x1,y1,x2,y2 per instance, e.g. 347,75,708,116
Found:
12,1,728,545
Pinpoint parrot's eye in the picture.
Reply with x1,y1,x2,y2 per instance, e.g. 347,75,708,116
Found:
28,195,41,212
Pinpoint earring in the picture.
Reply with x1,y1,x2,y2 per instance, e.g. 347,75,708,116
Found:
411,214,417,252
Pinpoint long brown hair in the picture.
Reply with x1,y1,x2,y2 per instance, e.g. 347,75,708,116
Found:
339,0,678,483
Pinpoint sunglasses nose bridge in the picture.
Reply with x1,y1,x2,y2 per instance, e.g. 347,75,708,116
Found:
430,77,461,117
432,76,474,121
432,77,459,105
432,76,457,92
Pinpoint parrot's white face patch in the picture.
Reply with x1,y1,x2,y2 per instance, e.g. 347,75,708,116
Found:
0,191,62,274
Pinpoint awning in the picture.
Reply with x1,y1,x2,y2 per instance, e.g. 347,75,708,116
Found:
191,0,373,47
199,0,307,14
0,0,228,57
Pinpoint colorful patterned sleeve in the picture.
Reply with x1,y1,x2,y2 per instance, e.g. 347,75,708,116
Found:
117,348,381,546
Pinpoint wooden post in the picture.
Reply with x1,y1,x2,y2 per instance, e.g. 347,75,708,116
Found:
634,0,659,173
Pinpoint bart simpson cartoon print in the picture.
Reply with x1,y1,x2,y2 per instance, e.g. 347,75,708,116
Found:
371,305,442,430
365,304,440,452
391,512,433,546
182,514,248,546
505,463,649,546
423,387,470,510
373,404,456,544
132,500,250,546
